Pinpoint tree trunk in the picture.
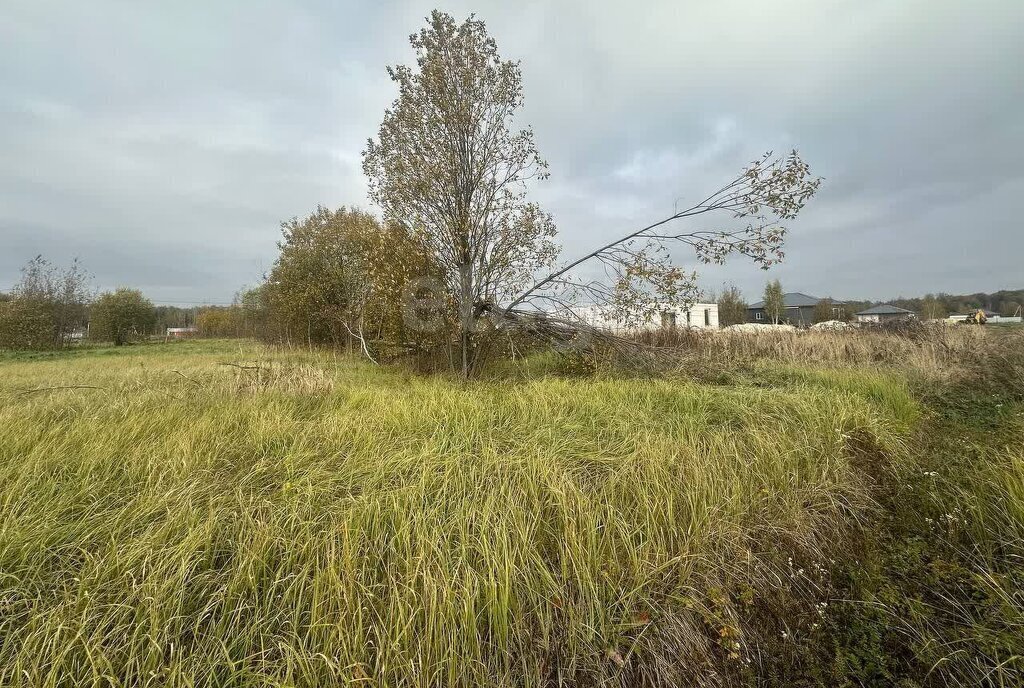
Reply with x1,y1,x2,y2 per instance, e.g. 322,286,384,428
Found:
458,262,474,378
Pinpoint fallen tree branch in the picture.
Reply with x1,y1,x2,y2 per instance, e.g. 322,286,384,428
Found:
16,385,106,396
491,308,673,372
499,151,821,324
217,362,266,371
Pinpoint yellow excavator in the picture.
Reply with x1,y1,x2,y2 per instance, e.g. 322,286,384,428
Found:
961,309,988,325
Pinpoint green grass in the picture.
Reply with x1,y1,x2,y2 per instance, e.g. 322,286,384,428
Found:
786,341,1024,687
0,340,920,686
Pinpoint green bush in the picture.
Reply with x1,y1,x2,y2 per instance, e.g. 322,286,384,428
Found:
89,288,156,345
0,298,57,350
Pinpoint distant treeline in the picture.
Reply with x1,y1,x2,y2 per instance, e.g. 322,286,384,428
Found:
0,207,432,353
4,245,1021,352
844,290,1024,319
0,255,254,349
712,284,1024,327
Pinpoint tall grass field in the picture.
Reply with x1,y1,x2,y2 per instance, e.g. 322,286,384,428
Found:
0,337,1020,686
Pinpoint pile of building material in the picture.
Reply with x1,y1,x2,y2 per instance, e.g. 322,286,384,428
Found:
810,320,853,331
724,323,798,333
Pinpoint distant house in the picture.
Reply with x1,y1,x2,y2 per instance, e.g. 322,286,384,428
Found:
166,327,198,340
747,292,844,326
855,304,917,323
574,303,720,331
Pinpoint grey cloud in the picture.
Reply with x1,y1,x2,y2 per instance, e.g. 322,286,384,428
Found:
1,0,1021,303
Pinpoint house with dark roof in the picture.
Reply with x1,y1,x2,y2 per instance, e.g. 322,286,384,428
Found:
854,304,917,323
747,292,845,326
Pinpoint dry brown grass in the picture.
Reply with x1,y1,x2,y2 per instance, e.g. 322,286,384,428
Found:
632,323,1011,379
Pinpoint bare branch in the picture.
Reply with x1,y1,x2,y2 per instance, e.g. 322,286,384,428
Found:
15,385,106,396
500,151,821,327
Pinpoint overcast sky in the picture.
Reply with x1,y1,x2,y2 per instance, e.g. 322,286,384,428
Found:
2,0,1022,305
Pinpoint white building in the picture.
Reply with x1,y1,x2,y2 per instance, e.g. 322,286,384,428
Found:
947,310,1022,324
854,304,917,323
165,327,198,339
660,303,719,329
571,303,719,331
